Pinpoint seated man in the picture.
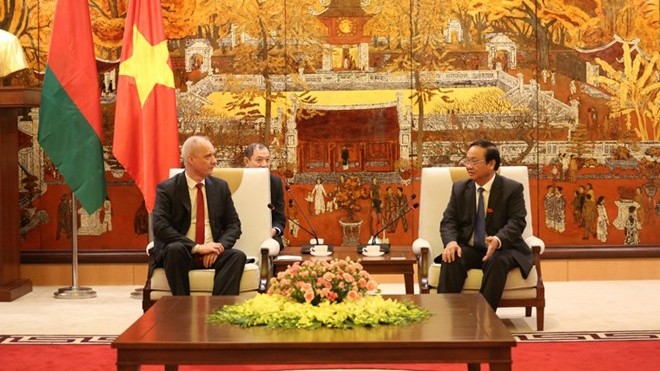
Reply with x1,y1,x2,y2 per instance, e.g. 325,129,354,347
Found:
152,135,246,295
243,143,286,250
436,139,533,309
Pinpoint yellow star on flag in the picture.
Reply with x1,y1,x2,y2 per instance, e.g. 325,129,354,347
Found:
119,26,174,107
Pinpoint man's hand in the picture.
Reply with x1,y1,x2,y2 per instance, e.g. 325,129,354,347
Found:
441,242,461,263
482,236,500,261
196,242,225,268
202,253,218,268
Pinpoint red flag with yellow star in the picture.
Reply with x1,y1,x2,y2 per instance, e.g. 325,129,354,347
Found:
113,0,180,212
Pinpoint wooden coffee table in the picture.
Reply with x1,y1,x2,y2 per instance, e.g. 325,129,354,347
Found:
274,245,417,294
112,293,515,370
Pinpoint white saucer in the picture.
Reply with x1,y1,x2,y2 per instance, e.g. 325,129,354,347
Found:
310,251,333,257
361,250,385,257
275,255,303,261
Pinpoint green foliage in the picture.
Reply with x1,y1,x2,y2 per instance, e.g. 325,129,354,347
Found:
207,293,430,329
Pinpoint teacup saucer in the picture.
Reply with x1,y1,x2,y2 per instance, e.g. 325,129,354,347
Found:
310,251,332,257
361,250,385,257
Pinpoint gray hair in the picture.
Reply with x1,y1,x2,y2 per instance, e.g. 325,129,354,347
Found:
181,135,211,165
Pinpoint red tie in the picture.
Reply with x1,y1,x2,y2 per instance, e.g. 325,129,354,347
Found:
195,183,205,244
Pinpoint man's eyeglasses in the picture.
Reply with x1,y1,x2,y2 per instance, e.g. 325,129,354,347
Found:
461,158,486,166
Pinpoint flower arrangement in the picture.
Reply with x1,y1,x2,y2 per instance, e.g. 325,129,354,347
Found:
208,258,430,329
267,257,377,305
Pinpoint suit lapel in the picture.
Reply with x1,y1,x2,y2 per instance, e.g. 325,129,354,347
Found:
463,180,477,226
171,172,193,233
486,175,503,225
176,172,192,214
205,176,219,237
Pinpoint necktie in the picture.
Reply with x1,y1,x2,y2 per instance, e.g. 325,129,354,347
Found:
474,187,486,250
195,183,205,244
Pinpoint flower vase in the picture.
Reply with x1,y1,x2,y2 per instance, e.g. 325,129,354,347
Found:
339,217,362,246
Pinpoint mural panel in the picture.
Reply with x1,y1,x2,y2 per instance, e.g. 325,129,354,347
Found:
3,0,658,253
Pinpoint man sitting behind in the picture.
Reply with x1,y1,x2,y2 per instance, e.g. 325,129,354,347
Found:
152,135,246,296
437,139,533,310
244,143,286,250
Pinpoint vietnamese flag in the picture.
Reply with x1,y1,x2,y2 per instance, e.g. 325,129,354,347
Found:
38,0,106,214
113,0,180,212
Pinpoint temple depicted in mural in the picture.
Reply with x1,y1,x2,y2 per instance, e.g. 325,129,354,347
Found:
4,0,658,252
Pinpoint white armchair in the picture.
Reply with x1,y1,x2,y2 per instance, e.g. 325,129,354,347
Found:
142,168,279,311
412,166,545,330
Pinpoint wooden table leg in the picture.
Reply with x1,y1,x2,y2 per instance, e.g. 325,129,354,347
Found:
116,362,140,371
489,361,511,371
404,272,414,294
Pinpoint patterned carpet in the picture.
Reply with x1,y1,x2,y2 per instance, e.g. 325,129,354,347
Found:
2,330,659,345
513,330,660,342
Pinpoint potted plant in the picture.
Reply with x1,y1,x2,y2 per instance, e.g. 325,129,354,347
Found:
331,175,368,245
333,175,367,222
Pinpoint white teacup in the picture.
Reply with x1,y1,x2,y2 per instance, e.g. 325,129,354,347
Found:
310,238,324,245
362,245,381,254
310,245,329,255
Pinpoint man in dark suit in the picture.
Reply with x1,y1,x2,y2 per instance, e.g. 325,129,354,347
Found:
152,136,246,296
244,143,285,250
436,140,533,310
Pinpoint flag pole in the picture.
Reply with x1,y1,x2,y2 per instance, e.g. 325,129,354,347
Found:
148,213,154,242
54,193,96,299
130,213,153,300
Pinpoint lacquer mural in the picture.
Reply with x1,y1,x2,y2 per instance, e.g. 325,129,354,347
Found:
2,0,658,253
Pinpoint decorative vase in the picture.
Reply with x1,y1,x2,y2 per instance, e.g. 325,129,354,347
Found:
339,217,362,246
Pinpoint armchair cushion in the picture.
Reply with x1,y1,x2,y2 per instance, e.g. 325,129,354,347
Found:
149,263,260,298
427,263,539,291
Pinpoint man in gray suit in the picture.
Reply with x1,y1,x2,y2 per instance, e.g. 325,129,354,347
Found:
436,140,532,310
152,135,245,296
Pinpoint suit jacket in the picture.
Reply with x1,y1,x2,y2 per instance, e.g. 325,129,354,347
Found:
437,174,533,277
270,173,286,248
152,172,242,265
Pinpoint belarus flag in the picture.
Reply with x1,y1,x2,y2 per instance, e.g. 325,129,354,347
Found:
113,0,180,212
38,0,106,214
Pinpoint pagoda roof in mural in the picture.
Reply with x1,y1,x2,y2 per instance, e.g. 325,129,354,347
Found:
317,0,369,18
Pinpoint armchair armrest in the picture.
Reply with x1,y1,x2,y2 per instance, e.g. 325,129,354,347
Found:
412,238,431,255
412,238,432,294
260,238,281,257
259,247,270,293
525,235,545,288
525,235,545,254
418,247,432,294
258,238,280,292
145,241,154,255
531,245,544,286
